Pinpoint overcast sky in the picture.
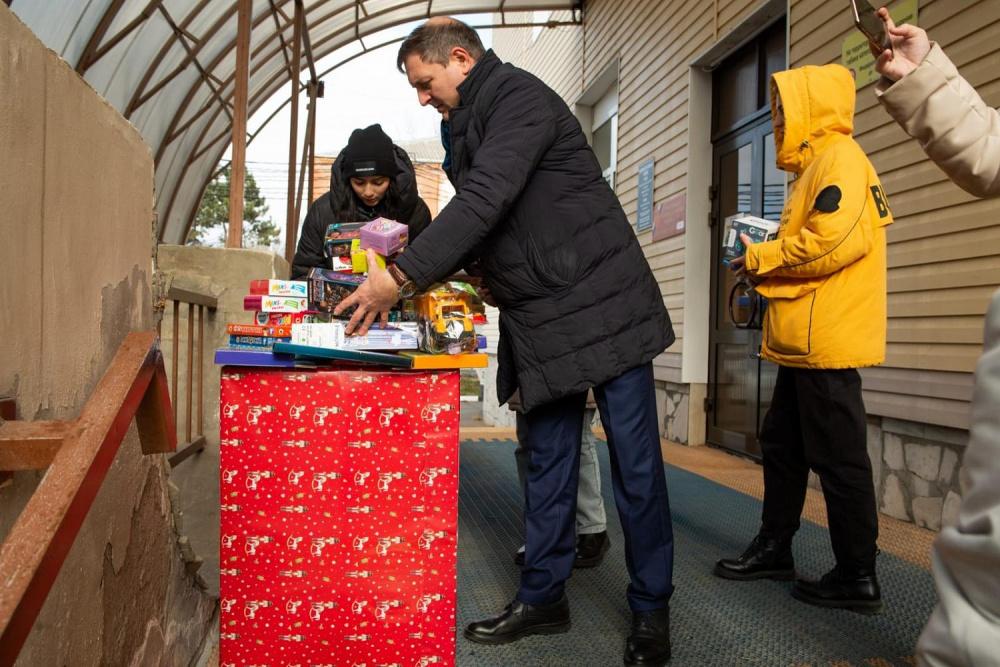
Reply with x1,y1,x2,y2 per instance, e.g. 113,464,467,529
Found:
218,15,493,248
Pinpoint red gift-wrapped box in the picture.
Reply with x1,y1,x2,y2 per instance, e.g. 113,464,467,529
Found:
219,367,460,666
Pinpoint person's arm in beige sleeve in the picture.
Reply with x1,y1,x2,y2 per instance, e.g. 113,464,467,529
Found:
873,10,1000,666
873,11,1000,198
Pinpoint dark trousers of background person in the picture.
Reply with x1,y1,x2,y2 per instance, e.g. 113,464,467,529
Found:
518,362,675,611
759,366,879,574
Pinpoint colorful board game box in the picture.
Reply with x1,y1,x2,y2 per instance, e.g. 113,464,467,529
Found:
254,311,332,326
244,295,308,313
248,279,308,297
323,222,364,258
359,218,408,256
272,342,413,368
306,268,365,314
228,323,293,338
228,335,289,349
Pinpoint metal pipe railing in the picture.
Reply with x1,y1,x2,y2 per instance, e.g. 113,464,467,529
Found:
158,285,217,467
0,331,176,664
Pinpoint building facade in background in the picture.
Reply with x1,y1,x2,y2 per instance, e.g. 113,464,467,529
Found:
491,0,1000,531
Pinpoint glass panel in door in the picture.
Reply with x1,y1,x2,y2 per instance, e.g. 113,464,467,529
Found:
709,140,758,454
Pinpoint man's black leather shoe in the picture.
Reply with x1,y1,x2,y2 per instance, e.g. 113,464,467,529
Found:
624,607,671,666
514,531,611,568
463,595,571,644
575,531,610,568
713,534,795,581
792,567,883,615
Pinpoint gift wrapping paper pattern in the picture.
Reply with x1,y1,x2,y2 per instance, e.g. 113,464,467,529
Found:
219,367,460,666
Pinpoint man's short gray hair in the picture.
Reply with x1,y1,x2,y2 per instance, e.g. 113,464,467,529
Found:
396,17,486,73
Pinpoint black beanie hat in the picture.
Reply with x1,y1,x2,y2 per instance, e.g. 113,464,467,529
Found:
342,124,400,180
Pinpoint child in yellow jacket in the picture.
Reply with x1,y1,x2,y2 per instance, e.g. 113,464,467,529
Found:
716,63,892,615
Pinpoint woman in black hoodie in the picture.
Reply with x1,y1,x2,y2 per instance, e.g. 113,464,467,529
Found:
290,124,432,279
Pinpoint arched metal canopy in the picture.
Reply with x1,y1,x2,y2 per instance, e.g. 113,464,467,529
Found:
9,1,582,244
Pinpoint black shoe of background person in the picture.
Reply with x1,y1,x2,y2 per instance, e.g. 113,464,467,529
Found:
513,531,611,568
514,546,525,567
463,595,571,645
713,534,795,581
574,531,610,568
624,607,671,666
791,566,883,615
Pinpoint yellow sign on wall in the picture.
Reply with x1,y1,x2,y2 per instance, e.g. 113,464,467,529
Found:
842,0,918,89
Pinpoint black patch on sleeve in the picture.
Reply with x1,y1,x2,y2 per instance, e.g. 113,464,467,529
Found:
814,185,842,213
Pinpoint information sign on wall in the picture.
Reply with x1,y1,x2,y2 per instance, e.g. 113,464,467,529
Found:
652,192,686,242
636,158,655,231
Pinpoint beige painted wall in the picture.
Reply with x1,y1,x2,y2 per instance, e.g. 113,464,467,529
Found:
0,6,213,664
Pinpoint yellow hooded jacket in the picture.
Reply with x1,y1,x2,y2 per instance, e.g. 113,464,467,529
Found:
746,64,893,369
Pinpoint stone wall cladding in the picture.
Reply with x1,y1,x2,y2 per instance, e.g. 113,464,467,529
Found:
877,424,966,532
807,416,969,532
662,382,691,444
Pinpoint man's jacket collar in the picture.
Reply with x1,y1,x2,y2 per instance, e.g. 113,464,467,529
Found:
456,49,502,106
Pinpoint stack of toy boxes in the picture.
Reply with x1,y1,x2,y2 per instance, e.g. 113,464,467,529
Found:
227,279,318,349
310,217,411,316
324,218,408,276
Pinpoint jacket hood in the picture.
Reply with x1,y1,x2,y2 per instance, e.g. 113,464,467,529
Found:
328,143,422,213
772,64,855,174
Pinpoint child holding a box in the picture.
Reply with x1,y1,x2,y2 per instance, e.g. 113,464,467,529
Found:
719,64,893,615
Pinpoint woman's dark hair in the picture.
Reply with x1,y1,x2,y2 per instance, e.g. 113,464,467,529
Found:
331,177,405,223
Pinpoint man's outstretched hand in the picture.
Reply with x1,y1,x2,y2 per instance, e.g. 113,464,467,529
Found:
333,249,399,335
871,7,931,83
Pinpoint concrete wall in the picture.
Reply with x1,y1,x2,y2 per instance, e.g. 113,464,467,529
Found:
0,6,213,664
157,244,290,595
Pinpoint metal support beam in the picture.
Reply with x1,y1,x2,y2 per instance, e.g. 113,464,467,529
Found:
228,0,252,248
269,0,294,77
75,0,128,73
157,5,233,123
285,0,304,265
294,84,317,233
77,0,168,74
126,0,216,118
307,83,318,206
300,3,319,83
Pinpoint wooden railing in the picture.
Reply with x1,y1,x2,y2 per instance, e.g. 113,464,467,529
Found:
0,331,175,665
159,284,217,467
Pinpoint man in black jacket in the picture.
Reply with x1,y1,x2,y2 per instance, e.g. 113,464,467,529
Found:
337,18,675,665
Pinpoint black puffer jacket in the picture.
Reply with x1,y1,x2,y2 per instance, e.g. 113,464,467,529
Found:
291,145,432,279
395,51,674,412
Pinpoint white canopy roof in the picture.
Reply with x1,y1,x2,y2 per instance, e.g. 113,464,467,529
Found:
10,1,581,243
